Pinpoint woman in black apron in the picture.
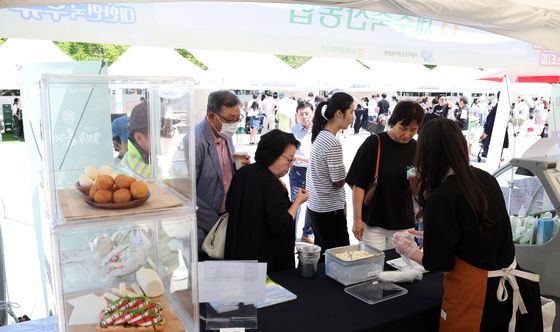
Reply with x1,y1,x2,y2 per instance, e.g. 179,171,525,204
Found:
395,118,543,332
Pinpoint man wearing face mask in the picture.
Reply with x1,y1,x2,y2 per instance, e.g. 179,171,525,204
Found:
185,90,250,259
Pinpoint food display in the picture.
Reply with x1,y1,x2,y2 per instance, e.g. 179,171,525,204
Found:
325,244,385,286
76,166,150,208
97,296,164,331
91,228,151,278
334,250,379,262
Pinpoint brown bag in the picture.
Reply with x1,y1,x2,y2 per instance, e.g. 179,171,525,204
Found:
363,134,381,206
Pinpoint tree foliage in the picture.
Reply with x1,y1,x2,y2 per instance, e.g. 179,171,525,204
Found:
275,55,311,69
29,41,312,70
175,48,208,70
54,41,129,65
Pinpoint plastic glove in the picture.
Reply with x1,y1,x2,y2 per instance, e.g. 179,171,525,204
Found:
393,232,419,259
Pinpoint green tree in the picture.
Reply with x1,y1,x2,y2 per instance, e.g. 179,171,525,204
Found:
276,55,311,69
54,41,129,65
175,49,208,70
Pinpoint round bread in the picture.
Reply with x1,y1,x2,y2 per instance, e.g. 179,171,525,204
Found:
115,175,136,189
89,185,99,200
84,166,98,181
78,174,94,189
93,189,113,203
130,181,149,199
113,188,132,203
96,175,114,191
97,165,113,176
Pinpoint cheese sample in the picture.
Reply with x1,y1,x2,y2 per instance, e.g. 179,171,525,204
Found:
136,267,164,297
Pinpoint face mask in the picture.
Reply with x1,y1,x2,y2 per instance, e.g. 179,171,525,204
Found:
218,122,237,138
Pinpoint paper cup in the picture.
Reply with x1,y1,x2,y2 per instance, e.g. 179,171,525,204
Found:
233,151,249,170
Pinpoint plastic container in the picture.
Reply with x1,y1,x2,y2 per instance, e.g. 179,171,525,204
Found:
296,244,321,278
325,243,385,286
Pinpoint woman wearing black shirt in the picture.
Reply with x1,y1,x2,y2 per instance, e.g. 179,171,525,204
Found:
346,100,424,250
395,119,542,331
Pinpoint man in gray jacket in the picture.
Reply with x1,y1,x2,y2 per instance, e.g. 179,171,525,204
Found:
183,90,250,259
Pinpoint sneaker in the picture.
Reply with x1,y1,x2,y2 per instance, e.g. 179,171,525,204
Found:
301,235,315,244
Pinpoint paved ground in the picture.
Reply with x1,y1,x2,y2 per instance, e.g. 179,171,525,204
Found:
0,127,556,328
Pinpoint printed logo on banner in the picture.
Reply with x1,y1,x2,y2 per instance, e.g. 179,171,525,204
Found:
289,5,434,35
539,52,560,67
9,4,136,24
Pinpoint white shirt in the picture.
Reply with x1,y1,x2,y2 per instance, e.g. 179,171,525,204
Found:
261,97,277,117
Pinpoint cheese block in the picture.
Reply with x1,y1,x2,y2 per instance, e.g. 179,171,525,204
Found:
136,267,164,297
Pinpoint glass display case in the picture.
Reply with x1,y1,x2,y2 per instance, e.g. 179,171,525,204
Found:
39,74,199,331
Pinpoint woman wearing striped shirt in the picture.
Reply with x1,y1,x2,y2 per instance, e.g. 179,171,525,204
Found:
306,92,355,258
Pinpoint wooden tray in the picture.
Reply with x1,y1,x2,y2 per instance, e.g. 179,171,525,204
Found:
66,294,185,332
84,192,150,210
58,183,183,221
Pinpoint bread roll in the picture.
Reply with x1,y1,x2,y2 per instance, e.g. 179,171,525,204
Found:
113,188,132,203
89,185,99,200
84,166,98,180
96,175,115,191
98,165,113,176
78,174,94,189
130,181,149,199
93,189,113,203
115,175,136,189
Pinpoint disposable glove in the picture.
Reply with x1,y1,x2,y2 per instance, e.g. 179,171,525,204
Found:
393,232,419,259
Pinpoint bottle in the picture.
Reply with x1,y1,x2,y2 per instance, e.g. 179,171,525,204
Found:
536,212,554,245
510,214,521,236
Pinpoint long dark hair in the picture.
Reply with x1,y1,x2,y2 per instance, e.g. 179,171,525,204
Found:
311,92,353,142
414,118,492,227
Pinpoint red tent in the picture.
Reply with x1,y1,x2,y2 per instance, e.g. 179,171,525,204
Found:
479,68,560,83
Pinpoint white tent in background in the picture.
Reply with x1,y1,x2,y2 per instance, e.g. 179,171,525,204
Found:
109,46,205,78
296,57,376,92
0,38,73,89
189,49,311,91
362,60,435,92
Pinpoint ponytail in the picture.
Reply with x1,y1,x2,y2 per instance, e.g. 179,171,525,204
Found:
311,92,354,142
312,101,328,142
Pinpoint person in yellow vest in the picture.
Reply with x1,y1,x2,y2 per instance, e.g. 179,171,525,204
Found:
121,98,151,179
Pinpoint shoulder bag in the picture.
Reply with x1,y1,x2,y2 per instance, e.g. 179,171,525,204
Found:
201,213,228,259
363,134,381,206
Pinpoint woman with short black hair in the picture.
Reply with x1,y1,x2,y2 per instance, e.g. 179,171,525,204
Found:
224,129,309,272
347,100,424,250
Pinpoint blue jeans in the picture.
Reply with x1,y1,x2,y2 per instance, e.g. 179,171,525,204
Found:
289,166,313,237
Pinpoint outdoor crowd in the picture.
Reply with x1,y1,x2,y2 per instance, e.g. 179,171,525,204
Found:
109,89,543,331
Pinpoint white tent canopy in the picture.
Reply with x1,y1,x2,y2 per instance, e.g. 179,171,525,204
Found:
188,49,312,90
1,1,559,52
108,46,205,78
0,38,73,88
296,57,375,92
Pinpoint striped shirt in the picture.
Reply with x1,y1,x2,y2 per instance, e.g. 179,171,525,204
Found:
306,130,346,213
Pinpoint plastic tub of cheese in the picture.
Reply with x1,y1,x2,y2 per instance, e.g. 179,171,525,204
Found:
325,243,385,286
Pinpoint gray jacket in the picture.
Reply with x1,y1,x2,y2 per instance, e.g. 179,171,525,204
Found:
183,118,235,249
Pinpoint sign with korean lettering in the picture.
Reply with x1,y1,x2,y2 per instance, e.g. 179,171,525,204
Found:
43,74,113,174
0,2,545,68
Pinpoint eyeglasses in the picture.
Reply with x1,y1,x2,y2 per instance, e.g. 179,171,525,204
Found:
280,155,295,164
214,112,240,124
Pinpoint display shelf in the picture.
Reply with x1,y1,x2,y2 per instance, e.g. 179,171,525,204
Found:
39,74,199,332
